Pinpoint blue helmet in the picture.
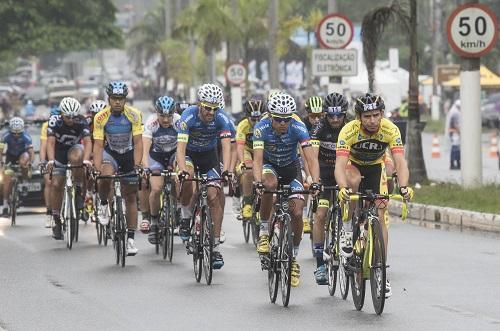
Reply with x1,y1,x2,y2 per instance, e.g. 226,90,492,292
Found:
155,96,176,115
106,81,128,97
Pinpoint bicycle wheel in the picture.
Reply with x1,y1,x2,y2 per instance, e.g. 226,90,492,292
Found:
167,194,175,262
96,221,103,245
267,219,279,303
251,215,260,247
325,209,338,296
161,195,168,260
192,209,202,282
63,190,73,250
117,199,127,267
10,183,17,226
202,205,214,285
242,219,250,243
337,209,349,300
71,188,78,244
280,215,293,307
350,222,366,311
370,217,386,315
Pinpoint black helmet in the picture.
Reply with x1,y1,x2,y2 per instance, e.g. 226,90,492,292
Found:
324,92,348,115
243,99,264,117
354,93,385,114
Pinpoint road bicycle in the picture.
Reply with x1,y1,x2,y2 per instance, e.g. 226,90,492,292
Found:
3,163,31,226
256,184,316,307
182,173,225,285
95,171,139,267
343,190,407,315
237,164,260,246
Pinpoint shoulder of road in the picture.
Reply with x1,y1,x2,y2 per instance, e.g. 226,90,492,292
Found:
389,200,500,233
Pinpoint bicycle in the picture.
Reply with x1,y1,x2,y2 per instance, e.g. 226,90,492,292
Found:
95,171,139,267
150,170,178,261
3,163,30,226
51,164,86,249
89,179,110,247
343,190,408,315
237,164,259,245
255,184,316,307
182,173,225,285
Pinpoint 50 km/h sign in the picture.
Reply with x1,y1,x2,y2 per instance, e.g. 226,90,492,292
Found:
446,3,498,58
316,13,354,49
225,63,247,86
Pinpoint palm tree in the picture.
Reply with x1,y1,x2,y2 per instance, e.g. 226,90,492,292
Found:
361,0,427,183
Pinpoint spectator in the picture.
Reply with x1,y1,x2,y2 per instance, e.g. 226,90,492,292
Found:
445,99,461,170
24,99,35,118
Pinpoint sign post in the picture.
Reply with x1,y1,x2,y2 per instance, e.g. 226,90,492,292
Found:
225,63,247,114
315,13,354,93
446,3,498,187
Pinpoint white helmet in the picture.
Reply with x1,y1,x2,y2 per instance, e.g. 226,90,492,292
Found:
59,97,81,117
197,83,224,107
89,99,107,113
267,92,296,116
9,117,24,133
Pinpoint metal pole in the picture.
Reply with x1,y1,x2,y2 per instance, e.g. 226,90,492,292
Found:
431,0,442,121
268,0,279,89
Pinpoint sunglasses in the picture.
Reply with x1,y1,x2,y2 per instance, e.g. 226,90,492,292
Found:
12,132,22,136
249,116,260,122
272,116,292,123
308,114,323,120
159,113,173,118
326,113,345,118
201,103,218,112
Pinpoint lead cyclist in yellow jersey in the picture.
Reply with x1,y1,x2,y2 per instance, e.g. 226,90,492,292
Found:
236,99,264,218
334,93,413,298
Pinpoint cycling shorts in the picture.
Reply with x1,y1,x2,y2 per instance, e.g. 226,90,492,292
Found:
103,148,137,185
4,153,29,176
319,165,337,208
185,149,221,187
263,159,304,200
149,151,176,172
52,145,84,177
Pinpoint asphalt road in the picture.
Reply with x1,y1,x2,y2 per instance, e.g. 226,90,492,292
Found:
0,203,499,331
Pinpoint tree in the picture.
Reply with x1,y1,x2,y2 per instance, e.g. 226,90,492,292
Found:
0,0,122,58
361,0,427,183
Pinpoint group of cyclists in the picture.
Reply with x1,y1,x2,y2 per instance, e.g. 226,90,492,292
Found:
0,79,413,298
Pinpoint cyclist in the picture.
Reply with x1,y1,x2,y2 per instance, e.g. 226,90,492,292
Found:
177,83,233,269
46,97,92,240
93,81,143,255
0,117,34,216
334,93,413,297
309,92,349,285
301,96,323,234
40,106,61,228
140,96,180,244
253,92,320,287
235,99,263,219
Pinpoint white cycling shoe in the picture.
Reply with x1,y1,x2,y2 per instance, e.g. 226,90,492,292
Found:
98,204,109,226
127,238,138,256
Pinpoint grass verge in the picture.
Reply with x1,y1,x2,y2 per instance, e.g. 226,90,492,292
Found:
412,183,500,214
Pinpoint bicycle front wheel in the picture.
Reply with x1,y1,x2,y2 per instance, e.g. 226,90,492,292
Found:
267,219,279,303
350,222,366,311
336,207,349,299
192,209,202,282
167,194,176,261
242,219,250,243
202,205,214,285
370,217,386,315
117,199,127,267
62,190,73,250
280,215,293,307
10,184,18,226
325,208,338,296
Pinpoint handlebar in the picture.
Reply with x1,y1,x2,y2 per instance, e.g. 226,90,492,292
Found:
340,192,408,221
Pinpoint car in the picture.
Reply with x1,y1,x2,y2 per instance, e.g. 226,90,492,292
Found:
481,93,500,128
0,120,46,207
47,82,79,104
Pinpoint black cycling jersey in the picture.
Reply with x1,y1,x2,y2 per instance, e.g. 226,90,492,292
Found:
47,114,90,163
302,117,314,134
310,118,343,166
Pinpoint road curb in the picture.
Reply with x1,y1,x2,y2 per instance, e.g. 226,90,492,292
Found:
388,201,500,233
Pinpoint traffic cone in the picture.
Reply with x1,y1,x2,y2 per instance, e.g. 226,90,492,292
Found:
489,133,498,158
431,134,441,158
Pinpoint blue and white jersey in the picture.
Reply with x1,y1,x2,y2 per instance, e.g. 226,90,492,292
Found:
177,105,233,152
253,115,311,167
143,113,180,154
0,132,33,157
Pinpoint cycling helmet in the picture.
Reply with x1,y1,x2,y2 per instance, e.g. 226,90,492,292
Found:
324,92,349,115
50,105,60,116
267,92,296,117
243,99,264,117
155,96,176,115
106,81,128,97
89,100,107,113
354,93,385,114
9,117,24,134
176,101,190,114
59,97,81,117
305,96,323,114
197,83,224,107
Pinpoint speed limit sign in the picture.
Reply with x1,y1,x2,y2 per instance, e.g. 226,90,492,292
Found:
225,63,247,86
316,13,354,49
447,3,498,57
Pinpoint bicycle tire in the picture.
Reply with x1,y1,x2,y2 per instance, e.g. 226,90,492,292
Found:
192,208,202,283
337,208,349,300
96,221,103,245
350,221,366,311
117,199,127,267
251,216,259,247
268,219,279,303
242,219,250,243
202,205,214,285
63,190,73,250
280,214,293,307
167,193,175,262
161,194,168,260
10,183,17,226
325,209,338,296
112,201,120,265
370,217,386,315
154,218,160,255
71,188,78,244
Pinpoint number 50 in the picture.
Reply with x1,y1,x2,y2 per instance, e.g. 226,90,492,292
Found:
459,16,487,36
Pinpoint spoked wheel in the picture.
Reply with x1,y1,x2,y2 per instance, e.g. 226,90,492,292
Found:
370,218,386,315
251,218,259,247
350,225,366,311
242,219,250,243
96,221,103,245
325,210,338,296
103,224,110,246
202,206,214,285
167,195,175,261
267,222,279,303
73,216,79,243
63,191,73,250
335,207,349,299
161,200,168,260
280,215,293,307
10,185,17,226
339,256,350,299
154,219,160,255
192,212,203,283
